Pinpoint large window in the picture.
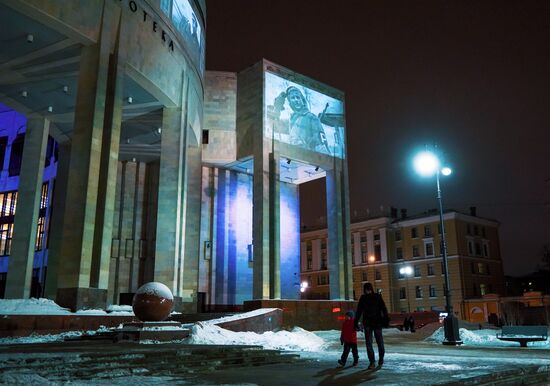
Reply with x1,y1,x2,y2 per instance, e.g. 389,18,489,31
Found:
399,287,406,299
412,245,419,257
429,285,436,297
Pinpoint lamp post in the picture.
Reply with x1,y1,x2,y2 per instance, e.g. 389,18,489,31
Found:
413,149,462,345
399,265,413,313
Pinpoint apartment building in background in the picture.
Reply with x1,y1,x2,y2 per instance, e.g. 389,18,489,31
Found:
300,207,505,319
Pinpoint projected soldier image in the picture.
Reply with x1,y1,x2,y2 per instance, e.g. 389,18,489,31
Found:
265,72,345,158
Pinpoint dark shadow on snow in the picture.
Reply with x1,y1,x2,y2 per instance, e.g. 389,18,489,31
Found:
314,366,378,385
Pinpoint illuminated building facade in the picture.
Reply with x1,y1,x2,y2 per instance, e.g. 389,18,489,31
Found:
0,1,352,312
301,208,505,319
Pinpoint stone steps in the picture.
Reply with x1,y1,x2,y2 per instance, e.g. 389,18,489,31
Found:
0,344,302,382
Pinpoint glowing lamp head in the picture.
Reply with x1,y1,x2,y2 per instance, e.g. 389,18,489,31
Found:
369,255,375,263
413,151,440,177
441,167,452,176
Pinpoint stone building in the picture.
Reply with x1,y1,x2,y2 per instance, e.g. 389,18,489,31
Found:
0,1,352,312
300,208,506,319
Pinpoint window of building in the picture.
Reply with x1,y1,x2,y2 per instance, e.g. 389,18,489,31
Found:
306,253,312,270
8,134,25,177
471,262,476,274
396,247,403,260
477,263,485,274
374,245,381,261
474,226,479,236
0,223,13,256
429,285,436,297
362,271,368,281
35,216,46,251
321,240,327,250
411,227,418,238
425,242,434,257
374,233,380,241
424,225,431,238
0,136,7,171
482,227,486,238
412,245,419,257
395,231,401,241
399,287,406,299
375,270,382,281
483,242,489,257
415,286,423,299
398,269,404,279
414,265,421,277
466,223,471,235
468,240,474,255
202,129,209,144
361,251,367,264
480,283,486,296
360,234,367,243
321,254,327,270
306,241,312,251
486,264,490,275
475,243,482,256
427,263,434,276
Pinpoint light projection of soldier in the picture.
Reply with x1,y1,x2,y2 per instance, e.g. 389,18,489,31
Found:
271,86,330,153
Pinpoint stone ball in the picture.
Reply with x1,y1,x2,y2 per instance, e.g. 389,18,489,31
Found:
132,282,174,321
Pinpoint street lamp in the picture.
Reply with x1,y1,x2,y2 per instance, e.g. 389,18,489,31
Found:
413,148,462,345
399,265,413,313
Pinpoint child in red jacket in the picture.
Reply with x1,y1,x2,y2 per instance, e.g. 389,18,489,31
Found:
338,310,359,366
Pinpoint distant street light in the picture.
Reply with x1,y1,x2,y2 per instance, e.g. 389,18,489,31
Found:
413,147,462,345
399,265,413,313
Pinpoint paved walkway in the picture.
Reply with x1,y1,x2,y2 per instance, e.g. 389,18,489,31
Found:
1,331,549,385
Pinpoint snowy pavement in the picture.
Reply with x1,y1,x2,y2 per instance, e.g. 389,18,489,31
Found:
1,325,549,385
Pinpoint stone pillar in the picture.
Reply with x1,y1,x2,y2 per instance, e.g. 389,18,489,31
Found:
326,163,353,300
56,3,120,310
5,117,49,298
269,152,280,299
181,145,202,312
44,141,71,299
155,99,188,298
91,33,124,292
252,147,273,299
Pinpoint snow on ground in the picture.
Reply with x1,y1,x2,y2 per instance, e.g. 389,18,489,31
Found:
189,323,325,351
202,308,279,325
0,298,71,315
426,327,550,348
0,325,114,345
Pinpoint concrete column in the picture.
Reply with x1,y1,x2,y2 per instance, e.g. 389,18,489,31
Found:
91,35,124,291
252,148,273,299
44,141,71,299
326,163,353,299
56,3,120,310
269,152,280,299
181,145,202,311
5,117,49,298
155,101,187,297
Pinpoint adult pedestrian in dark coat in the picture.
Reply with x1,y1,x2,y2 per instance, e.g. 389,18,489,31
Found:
354,282,389,369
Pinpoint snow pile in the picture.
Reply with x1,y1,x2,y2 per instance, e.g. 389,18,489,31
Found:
136,282,173,300
426,327,550,348
0,298,70,315
107,304,134,314
203,308,279,325
190,323,325,352
0,325,112,345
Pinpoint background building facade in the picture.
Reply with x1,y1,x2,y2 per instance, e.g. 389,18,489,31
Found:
301,208,505,319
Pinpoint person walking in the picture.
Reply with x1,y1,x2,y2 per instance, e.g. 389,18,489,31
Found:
354,282,389,369
338,310,359,367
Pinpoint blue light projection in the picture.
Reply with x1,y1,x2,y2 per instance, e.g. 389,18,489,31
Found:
280,182,300,299
213,168,301,304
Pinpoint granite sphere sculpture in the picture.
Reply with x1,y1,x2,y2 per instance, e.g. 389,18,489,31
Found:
132,282,174,321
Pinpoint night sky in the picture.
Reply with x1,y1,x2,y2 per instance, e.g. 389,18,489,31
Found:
205,0,550,276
